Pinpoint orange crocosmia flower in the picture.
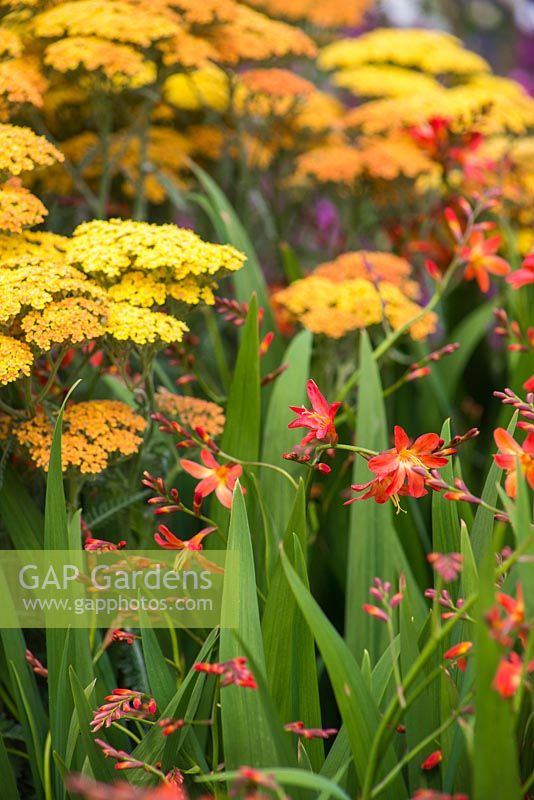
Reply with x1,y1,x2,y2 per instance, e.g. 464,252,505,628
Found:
461,231,510,294
507,253,534,289
288,379,340,447
492,652,534,698
154,525,216,550
180,449,242,508
444,641,472,671
493,428,534,498
367,425,454,500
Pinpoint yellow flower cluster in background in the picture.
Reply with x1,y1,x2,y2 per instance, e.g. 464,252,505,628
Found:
15,400,147,473
272,251,437,340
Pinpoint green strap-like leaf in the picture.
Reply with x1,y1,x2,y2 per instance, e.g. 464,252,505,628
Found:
281,550,407,799
219,484,287,768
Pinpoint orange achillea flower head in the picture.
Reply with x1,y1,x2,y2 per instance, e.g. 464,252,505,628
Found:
180,450,242,508
492,652,534,698
289,379,340,448
246,0,371,28
240,67,314,98
493,428,534,498
155,389,225,437
21,296,107,351
507,252,534,289
194,657,257,689
0,180,48,232
207,5,316,65
15,400,147,474
154,525,216,550
351,426,455,509
460,230,511,293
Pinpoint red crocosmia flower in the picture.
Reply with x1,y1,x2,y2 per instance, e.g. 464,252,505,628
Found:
288,379,340,447
421,750,442,771
232,766,278,793
154,525,216,551
366,426,454,501
194,657,257,689
461,230,511,293
493,428,534,498
412,791,468,800
486,585,526,648
284,721,338,739
493,652,534,698
180,450,242,509
84,538,126,551
427,552,463,582
362,603,389,622
444,641,472,671
66,775,188,800
158,718,186,736
524,373,534,393
506,252,534,289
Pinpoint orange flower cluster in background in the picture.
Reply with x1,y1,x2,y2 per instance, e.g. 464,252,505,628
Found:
273,251,437,340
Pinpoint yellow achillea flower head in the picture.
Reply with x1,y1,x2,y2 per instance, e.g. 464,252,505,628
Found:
66,218,245,293
272,251,437,340
0,334,33,385
164,67,230,112
0,28,22,58
208,6,316,65
332,65,441,98
0,123,63,177
21,297,107,350
0,180,48,232
105,301,188,346
0,230,68,268
0,263,105,324
155,388,225,436
44,37,156,87
33,0,178,48
15,400,147,474
319,28,490,75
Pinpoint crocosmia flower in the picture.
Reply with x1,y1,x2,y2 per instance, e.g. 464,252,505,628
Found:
493,652,534,698
284,720,338,739
194,657,257,689
506,252,534,289
180,450,242,508
349,426,454,510
154,525,216,550
461,230,510,293
288,379,340,447
493,428,534,498
421,750,442,770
